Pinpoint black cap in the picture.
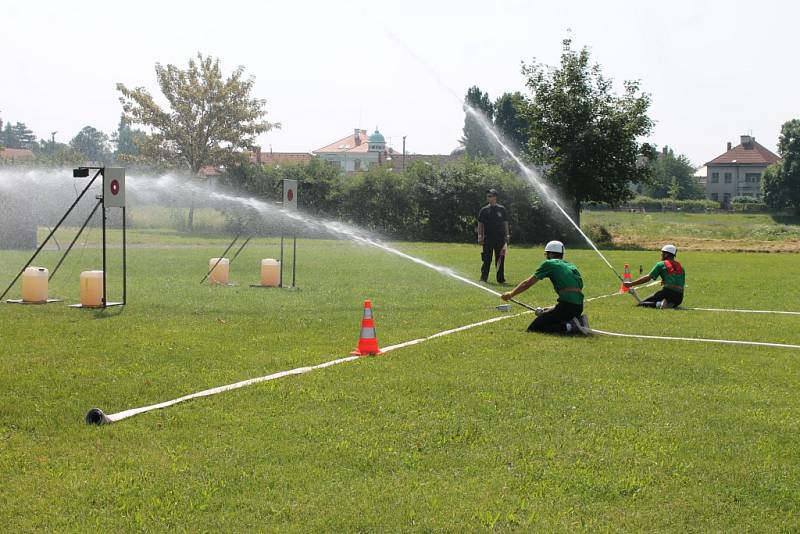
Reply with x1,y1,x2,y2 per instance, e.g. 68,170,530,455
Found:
486,188,497,195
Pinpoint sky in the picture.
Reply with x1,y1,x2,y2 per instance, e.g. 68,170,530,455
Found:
2,0,798,167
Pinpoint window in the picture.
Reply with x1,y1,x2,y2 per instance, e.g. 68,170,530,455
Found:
354,159,361,171
711,172,719,183
745,173,760,183
711,193,718,201
723,193,731,203
724,172,732,183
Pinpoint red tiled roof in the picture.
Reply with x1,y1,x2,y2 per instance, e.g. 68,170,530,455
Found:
314,130,371,154
199,165,223,177
250,151,313,165
706,140,780,166
0,147,34,159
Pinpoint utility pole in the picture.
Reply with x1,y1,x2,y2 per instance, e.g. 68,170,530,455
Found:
402,135,406,171
51,131,58,153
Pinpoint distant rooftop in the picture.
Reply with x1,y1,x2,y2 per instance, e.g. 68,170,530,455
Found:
706,135,780,166
0,147,34,159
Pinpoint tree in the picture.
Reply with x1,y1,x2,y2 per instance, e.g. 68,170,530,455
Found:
460,86,496,159
762,119,800,215
111,115,146,160
70,126,111,163
522,39,655,225
2,121,37,149
644,147,703,200
493,92,530,151
117,53,278,230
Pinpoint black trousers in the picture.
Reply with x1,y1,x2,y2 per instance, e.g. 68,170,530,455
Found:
528,301,583,334
639,288,683,307
480,240,506,282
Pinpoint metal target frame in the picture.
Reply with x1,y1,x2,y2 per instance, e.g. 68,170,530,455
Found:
1,166,127,308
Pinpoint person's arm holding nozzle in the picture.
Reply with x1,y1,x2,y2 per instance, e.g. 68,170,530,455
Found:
624,273,651,288
501,276,538,301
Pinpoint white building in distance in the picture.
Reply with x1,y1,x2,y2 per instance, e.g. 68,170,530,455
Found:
313,128,392,172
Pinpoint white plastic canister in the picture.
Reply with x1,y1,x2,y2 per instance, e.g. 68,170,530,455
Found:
80,270,104,307
208,258,230,285
260,259,280,287
21,267,49,303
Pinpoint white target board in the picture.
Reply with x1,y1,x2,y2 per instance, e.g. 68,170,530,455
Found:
104,168,126,208
283,179,298,211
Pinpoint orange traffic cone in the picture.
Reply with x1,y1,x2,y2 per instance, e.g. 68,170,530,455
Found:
350,299,383,356
619,263,632,293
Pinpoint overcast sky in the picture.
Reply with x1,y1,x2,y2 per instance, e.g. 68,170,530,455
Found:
2,0,797,166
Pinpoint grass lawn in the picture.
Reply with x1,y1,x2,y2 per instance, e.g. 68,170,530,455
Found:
2,232,800,531
583,210,800,252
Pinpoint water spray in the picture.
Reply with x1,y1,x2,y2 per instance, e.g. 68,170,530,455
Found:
464,106,626,284
2,167,128,308
385,31,629,288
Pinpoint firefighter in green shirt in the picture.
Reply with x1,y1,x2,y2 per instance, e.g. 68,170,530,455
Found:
624,244,685,309
501,240,591,335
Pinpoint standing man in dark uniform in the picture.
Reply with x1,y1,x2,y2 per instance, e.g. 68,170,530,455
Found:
477,188,510,283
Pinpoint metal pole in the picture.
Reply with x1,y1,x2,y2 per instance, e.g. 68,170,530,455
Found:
0,169,101,302
402,135,406,171
102,198,107,308
200,233,241,284
279,227,285,288
49,198,102,281
122,206,127,305
291,234,297,287
48,228,62,251
230,236,252,264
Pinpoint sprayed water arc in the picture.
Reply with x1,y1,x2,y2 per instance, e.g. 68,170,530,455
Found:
464,106,625,283
126,174,504,298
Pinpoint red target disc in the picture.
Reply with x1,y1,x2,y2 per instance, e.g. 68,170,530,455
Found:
110,179,120,195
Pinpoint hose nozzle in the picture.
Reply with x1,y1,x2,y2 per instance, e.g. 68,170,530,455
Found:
85,408,112,425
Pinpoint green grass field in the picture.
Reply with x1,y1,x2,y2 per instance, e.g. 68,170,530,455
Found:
2,230,800,531
584,210,800,252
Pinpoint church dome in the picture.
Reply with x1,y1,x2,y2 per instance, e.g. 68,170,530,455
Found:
368,128,385,144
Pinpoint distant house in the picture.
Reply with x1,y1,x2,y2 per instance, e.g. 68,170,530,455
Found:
694,165,707,188
0,147,34,161
705,135,780,206
197,147,314,177
249,147,313,167
313,128,392,172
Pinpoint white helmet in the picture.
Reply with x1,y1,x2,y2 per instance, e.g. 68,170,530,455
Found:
661,244,677,256
545,240,565,254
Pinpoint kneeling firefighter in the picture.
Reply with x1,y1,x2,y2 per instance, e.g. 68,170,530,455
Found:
501,240,591,335
624,244,685,309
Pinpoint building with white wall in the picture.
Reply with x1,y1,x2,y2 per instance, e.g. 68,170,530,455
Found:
704,135,780,206
313,128,392,172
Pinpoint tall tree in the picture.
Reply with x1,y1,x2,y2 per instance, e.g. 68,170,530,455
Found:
522,39,655,225
117,53,278,230
493,91,530,151
111,115,145,159
460,86,496,159
762,119,800,215
12,122,37,149
2,121,37,149
70,125,111,163
644,147,703,200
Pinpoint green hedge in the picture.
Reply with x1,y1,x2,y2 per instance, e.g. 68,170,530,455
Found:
220,157,568,244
